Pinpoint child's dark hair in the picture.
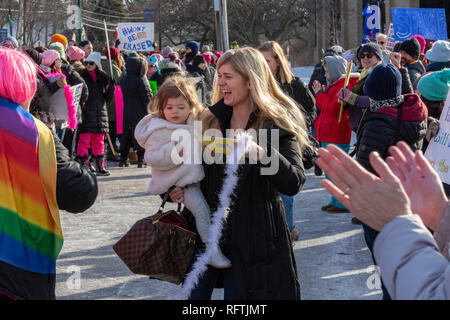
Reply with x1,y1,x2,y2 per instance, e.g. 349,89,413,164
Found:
149,75,203,119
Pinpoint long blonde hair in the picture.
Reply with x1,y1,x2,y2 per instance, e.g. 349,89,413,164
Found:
203,47,310,150
149,75,203,119
258,41,294,85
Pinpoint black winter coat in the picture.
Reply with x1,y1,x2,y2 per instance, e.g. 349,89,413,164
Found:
184,100,305,299
406,60,425,88
61,63,89,107
78,69,114,134
53,130,99,213
281,77,316,127
120,56,152,126
356,94,427,174
308,62,327,93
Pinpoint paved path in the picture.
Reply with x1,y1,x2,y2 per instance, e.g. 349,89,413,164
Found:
55,161,382,300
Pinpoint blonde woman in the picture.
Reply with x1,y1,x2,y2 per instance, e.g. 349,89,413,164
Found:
169,47,310,300
258,40,317,240
135,76,231,268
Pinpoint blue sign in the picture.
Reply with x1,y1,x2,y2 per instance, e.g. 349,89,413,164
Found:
143,9,157,23
391,8,448,41
362,2,381,44
0,29,8,42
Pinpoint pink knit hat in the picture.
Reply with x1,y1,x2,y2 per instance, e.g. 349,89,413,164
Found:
411,35,426,54
41,49,60,67
162,46,174,58
68,45,85,61
202,53,212,64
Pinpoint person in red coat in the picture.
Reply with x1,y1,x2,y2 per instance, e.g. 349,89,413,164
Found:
312,55,359,213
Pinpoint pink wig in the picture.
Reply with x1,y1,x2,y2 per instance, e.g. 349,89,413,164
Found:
411,35,426,54
0,48,37,104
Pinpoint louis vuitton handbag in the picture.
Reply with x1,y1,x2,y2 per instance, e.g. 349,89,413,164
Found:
113,192,197,285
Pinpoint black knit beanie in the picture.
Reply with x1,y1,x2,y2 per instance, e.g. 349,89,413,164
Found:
399,38,421,60
364,64,402,101
357,43,383,61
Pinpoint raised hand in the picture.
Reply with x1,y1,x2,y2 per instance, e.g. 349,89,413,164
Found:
316,144,412,231
386,141,449,230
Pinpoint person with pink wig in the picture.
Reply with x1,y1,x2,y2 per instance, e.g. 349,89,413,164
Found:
0,48,98,300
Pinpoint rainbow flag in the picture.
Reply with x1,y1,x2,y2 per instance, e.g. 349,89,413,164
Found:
0,98,63,275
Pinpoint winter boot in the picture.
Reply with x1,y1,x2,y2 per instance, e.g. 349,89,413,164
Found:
87,154,97,173
194,210,231,269
94,154,110,176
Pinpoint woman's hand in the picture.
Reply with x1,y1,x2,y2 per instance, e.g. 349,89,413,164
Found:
426,118,440,142
56,76,67,88
389,52,402,69
169,186,184,203
386,141,449,230
316,144,412,231
244,139,265,162
337,87,353,103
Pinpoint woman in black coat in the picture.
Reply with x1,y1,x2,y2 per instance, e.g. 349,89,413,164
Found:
119,53,152,167
258,40,317,241
169,47,311,300
77,52,114,176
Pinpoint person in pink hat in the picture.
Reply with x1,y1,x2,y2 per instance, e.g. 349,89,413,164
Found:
67,45,86,73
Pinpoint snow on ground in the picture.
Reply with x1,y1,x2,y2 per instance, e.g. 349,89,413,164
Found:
292,66,314,85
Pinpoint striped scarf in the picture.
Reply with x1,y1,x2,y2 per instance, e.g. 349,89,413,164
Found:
0,98,63,275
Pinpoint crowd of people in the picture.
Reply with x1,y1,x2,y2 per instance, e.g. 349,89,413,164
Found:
0,30,449,301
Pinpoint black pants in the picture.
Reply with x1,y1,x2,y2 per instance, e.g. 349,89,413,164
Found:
120,122,144,164
107,120,121,152
362,223,392,300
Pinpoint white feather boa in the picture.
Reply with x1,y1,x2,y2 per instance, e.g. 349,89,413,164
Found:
168,132,251,300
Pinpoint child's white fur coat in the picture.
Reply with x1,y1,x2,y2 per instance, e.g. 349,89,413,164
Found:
135,114,204,195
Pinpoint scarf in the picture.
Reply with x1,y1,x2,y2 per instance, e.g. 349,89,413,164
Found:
0,98,63,275
369,95,405,113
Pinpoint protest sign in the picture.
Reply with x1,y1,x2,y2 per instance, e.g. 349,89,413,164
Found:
425,90,450,185
117,23,155,52
362,2,380,43
386,23,396,51
0,29,7,42
61,84,83,129
391,8,447,41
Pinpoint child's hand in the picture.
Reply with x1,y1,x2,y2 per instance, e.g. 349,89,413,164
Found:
175,142,184,156
169,187,184,203
312,80,324,95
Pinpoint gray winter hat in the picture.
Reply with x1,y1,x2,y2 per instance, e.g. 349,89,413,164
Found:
86,52,102,70
425,40,450,63
324,55,348,84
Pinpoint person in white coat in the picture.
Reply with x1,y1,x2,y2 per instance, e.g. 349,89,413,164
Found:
135,75,231,269
316,141,450,299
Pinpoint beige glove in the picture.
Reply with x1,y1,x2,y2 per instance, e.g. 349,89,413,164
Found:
426,118,440,142
56,76,67,88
